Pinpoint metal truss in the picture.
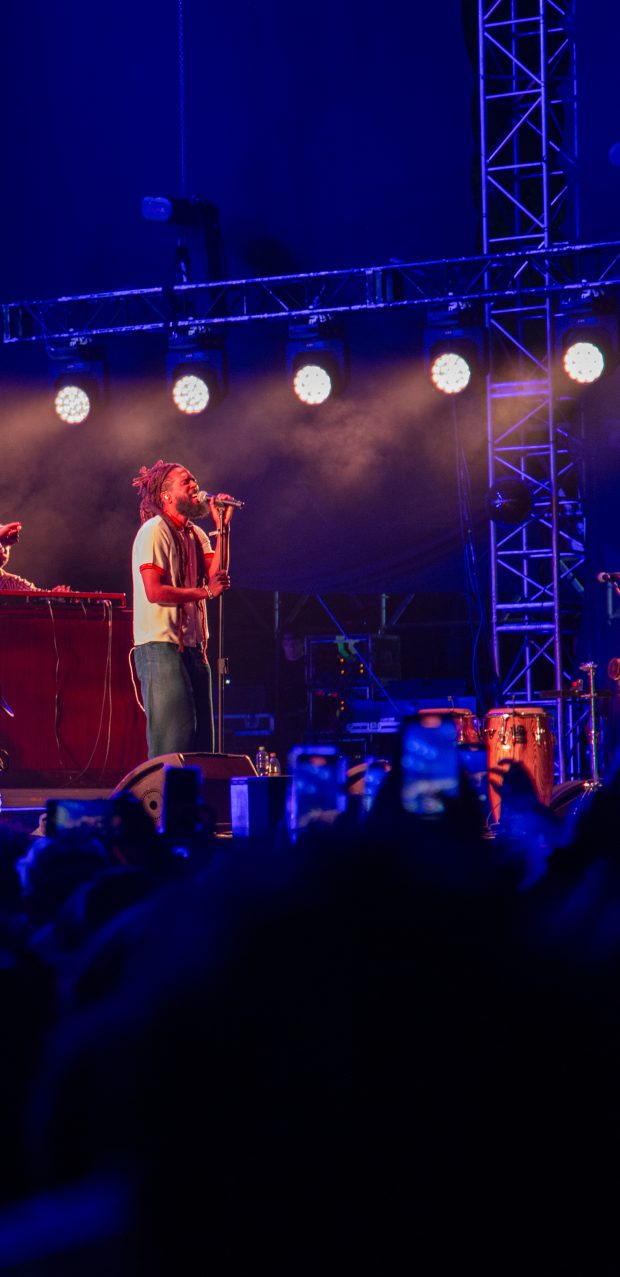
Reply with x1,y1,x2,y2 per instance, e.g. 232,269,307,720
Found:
479,0,584,781
3,239,620,344
478,0,579,250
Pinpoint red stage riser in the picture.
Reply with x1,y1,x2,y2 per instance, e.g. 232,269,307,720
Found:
0,600,147,785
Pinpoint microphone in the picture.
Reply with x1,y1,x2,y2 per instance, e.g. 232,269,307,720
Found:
597,571,620,583
198,491,245,509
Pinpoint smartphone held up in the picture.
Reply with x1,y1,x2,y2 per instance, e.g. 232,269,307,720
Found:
286,745,348,839
399,715,461,817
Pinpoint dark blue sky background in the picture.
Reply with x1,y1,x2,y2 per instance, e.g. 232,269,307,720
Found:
1,0,480,298
0,1,619,601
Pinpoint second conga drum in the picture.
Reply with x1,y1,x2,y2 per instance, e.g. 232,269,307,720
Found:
483,706,554,824
415,707,481,746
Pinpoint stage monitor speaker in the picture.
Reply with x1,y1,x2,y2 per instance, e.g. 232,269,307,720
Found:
110,752,257,834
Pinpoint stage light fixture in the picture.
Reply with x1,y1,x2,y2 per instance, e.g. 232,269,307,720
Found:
54,383,92,424
562,339,605,385
172,371,211,415
49,341,105,424
142,194,225,289
286,319,348,406
142,195,219,229
293,362,334,405
555,292,619,387
429,350,472,395
424,303,486,396
486,477,533,526
167,330,226,416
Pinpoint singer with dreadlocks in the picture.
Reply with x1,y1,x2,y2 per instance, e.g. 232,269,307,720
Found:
131,460,233,757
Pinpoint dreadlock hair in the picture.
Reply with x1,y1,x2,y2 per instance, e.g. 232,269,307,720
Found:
132,460,181,525
131,461,205,611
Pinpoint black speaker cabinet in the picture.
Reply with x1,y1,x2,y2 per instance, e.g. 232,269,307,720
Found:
110,752,257,834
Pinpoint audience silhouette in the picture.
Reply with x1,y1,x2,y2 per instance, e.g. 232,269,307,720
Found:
0,756,618,1274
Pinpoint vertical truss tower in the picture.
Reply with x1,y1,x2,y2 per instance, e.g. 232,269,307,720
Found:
478,0,582,779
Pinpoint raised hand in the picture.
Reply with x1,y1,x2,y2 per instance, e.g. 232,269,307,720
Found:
209,494,235,528
0,522,22,545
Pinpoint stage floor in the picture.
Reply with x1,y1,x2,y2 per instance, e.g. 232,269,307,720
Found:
1,787,110,808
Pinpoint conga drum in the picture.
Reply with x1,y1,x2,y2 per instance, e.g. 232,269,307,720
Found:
483,706,554,824
415,707,481,746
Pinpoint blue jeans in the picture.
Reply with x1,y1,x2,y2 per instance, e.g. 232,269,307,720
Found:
134,642,214,758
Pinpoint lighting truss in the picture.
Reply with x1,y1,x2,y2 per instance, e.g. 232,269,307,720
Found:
479,0,583,782
478,0,579,250
3,240,620,344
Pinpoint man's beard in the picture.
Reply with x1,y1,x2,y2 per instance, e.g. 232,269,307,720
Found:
175,495,210,520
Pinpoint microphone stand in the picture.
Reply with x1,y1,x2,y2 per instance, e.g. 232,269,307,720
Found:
215,503,230,754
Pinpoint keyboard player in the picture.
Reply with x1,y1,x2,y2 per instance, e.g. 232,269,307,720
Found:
0,522,71,593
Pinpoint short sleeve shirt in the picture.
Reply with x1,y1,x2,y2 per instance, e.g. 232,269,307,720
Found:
132,515,212,646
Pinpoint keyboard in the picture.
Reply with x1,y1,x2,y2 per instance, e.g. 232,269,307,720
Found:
0,591,127,605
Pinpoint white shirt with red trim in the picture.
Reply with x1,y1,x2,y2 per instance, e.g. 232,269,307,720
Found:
132,515,212,647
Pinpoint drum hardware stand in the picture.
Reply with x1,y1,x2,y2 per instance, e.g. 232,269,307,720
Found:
0,689,13,809
578,661,603,793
